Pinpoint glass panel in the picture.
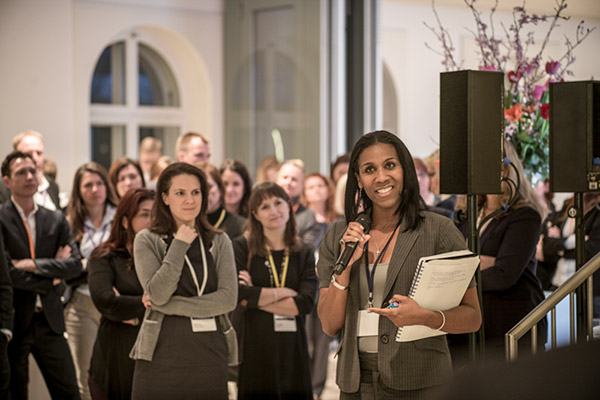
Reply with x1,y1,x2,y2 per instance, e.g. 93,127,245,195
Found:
138,43,180,107
91,125,126,170
91,42,125,104
225,1,321,177
139,126,180,159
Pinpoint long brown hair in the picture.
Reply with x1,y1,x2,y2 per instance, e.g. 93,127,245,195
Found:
220,159,252,217
67,162,117,243
90,188,155,266
108,157,146,200
246,182,299,258
150,162,216,247
301,172,340,224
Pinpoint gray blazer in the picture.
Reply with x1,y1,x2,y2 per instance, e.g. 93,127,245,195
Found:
317,211,468,392
130,229,237,361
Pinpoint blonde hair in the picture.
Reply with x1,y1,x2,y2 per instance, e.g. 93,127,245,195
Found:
175,132,209,153
12,130,44,149
280,159,305,174
139,137,163,153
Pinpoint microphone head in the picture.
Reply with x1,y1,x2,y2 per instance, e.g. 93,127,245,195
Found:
355,212,371,231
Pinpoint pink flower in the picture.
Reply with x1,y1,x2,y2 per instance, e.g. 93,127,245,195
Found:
532,85,546,101
545,61,560,75
540,103,550,120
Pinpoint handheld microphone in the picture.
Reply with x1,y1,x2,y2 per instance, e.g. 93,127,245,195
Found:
333,212,371,275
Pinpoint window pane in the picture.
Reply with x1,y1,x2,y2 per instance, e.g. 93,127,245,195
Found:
91,42,125,104
138,43,180,107
139,126,180,159
91,125,126,170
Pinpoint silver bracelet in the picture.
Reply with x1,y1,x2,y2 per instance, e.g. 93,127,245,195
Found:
330,274,348,291
436,310,446,331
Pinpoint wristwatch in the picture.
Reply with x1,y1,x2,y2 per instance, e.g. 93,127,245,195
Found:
330,274,349,291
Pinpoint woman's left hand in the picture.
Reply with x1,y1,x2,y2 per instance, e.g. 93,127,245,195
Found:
142,293,152,309
367,294,424,328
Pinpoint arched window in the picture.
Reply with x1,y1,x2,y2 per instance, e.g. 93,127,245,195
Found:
90,35,182,170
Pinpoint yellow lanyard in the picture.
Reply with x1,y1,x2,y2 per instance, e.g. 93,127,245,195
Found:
213,209,226,229
266,245,289,288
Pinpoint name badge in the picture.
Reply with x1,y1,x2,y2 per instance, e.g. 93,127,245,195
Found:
191,317,217,332
273,315,297,332
357,310,379,337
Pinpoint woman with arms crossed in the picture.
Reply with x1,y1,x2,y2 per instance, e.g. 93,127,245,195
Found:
317,131,481,399
233,182,317,399
87,188,154,399
131,163,237,399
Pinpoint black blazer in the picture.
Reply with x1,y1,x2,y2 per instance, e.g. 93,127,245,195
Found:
0,201,82,334
0,231,13,333
470,206,546,342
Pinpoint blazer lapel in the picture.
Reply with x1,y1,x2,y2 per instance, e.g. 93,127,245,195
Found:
6,201,29,249
382,219,419,300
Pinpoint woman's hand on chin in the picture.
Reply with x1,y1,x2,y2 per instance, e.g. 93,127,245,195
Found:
174,224,198,244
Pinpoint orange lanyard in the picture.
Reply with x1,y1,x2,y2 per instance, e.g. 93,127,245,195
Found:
22,218,35,259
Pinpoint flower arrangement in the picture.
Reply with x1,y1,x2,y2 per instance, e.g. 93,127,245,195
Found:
425,0,595,181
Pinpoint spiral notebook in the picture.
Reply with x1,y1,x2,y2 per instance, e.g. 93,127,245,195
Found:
395,250,479,342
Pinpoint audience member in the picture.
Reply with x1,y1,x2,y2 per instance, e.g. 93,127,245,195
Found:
277,159,321,249
414,157,454,219
256,155,281,184
147,155,172,191
233,182,317,399
204,164,246,240
0,130,62,211
87,188,154,400
131,162,237,399
108,158,145,201
138,137,163,183
220,159,252,218
175,131,211,168
65,162,117,400
301,172,340,399
333,173,347,216
330,153,350,185
0,231,12,399
1,151,82,399
452,141,547,363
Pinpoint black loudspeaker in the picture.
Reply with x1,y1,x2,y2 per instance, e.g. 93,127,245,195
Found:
440,70,504,195
549,81,600,192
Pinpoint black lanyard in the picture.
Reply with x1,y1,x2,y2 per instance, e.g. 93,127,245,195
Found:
364,221,401,308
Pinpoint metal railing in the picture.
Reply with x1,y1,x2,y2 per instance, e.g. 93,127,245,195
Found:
505,252,600,361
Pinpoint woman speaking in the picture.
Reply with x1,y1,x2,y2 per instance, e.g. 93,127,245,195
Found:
317,131,481,398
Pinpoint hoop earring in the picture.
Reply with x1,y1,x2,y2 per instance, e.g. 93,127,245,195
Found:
358,187,364,210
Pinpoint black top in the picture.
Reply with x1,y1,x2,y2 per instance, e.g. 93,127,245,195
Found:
461,206,546,344
88,250,145,400
232,236,317,400
208,207,247,240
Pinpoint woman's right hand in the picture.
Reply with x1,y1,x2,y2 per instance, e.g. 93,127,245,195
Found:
174,224,198,244
340,221,371,267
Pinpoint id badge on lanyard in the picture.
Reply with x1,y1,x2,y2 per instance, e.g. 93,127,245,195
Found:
185,235,216,333
273,315,297,332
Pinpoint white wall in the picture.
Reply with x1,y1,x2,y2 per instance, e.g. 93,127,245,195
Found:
381,0,600,159
0,0,224,193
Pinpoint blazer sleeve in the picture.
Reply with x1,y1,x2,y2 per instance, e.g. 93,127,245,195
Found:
481,208,542,292
0,232,13,333
150,233,238,318
88,255,145,322
291,245,317,316
34,213,82,280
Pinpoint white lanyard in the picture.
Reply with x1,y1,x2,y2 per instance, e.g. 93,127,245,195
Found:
184,236,208,297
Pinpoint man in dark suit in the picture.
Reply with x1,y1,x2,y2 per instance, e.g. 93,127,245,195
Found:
0,130,62,211
0,231,13,400
1,151,81,400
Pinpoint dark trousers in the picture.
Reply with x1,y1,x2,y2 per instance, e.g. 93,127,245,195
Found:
8,312,79,400
0,333,10,399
